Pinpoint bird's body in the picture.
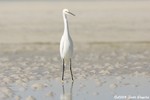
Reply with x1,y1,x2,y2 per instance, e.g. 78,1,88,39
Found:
60,9,75,81
60,28,73,62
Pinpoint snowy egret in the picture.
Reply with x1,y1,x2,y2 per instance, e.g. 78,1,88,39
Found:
60,9,75,81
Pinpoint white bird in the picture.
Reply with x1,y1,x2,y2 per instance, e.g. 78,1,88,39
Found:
60,9,75,81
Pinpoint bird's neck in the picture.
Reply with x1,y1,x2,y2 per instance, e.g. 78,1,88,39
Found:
63,14,70,37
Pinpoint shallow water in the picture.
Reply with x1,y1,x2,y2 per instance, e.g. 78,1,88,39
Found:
5,76,150,100
0,43,150,100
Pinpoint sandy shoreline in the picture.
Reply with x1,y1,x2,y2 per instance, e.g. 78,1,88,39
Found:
0,1,150,99
0,43,150,100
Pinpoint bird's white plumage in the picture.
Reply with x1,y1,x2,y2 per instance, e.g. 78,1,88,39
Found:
60,9,74,63
60,9,75,81
60,34,73,61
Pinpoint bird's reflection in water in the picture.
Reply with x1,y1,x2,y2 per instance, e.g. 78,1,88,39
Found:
60,82,74,100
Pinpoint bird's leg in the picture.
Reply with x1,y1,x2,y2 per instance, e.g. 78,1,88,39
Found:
70,59,74,81
62,59,65,81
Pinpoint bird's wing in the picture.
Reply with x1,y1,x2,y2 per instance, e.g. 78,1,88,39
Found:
60,36,64,59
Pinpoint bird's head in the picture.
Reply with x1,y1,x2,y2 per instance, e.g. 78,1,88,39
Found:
63,9,75,16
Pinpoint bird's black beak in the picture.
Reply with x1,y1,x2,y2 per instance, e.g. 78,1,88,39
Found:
68,12,75,16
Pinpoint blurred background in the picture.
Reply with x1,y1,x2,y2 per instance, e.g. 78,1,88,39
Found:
0,0,150,44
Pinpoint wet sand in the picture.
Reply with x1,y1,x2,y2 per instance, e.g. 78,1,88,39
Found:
0,1,150,100
0,43,150,100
